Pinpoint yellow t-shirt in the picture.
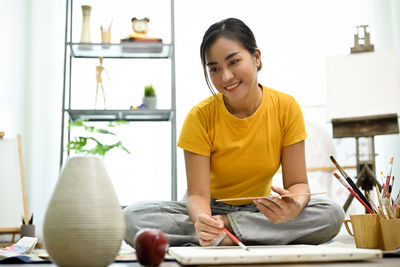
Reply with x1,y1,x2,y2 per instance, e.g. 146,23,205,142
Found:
177,85,307,205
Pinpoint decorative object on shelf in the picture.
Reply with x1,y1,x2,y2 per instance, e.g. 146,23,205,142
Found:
79,5,92,50
132,17,150,35
43,156,125,267
95,57,108,109
142,84,157,109
351,25,374,54
100,18,113,49
130,104,145,110
66,119,130,156
120,17,162,53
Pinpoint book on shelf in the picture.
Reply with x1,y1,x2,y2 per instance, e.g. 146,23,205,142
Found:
120,34,163,53
122,37,162,43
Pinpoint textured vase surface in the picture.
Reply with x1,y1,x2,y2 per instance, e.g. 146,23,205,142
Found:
80,5,91,43
43,156,125,267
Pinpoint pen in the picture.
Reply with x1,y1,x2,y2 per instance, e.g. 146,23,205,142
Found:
330,156,373,211
208,215,249,251
333,173,374,214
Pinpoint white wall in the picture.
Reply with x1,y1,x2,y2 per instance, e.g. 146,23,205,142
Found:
24,0,65,242
1,0,64,241
0,0,26,136
0,0,27,242
1,0,399,241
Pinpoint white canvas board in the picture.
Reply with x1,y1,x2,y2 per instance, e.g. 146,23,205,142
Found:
326,48,400,120
0,139,24,228
168,245,382,265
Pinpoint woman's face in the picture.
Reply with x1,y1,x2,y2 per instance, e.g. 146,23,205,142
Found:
206,37,260,103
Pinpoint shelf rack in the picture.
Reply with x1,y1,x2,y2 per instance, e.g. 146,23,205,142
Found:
60,0,177,200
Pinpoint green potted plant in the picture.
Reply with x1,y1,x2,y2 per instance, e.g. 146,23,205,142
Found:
66,119,130,156
142,84,157,109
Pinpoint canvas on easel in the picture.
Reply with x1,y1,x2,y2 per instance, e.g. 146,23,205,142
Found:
0,135,28,244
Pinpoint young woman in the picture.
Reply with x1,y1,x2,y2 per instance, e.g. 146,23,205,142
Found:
124,18,344,247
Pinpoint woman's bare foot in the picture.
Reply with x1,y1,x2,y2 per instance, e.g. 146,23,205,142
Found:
214,214,235,246
219,234,235,246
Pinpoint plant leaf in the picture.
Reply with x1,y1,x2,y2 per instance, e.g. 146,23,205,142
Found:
66,119,130,156
96,128,116,135
84,126,95,132
68,118,88,130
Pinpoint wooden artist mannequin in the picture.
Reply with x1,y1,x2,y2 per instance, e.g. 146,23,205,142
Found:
95,57,107,109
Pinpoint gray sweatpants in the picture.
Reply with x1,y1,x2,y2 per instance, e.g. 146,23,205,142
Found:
123,197,344,248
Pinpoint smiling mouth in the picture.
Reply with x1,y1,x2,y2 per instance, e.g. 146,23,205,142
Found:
224,82,241,90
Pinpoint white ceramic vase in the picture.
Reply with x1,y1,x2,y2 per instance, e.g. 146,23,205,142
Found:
80,5,91,43
79,5,93,50
43,156,125,267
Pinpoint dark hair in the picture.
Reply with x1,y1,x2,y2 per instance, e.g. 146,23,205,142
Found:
200,18,262,94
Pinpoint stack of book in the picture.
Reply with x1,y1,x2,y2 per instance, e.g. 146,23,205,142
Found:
120,34,162,53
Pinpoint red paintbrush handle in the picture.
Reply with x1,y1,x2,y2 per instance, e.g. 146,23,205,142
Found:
348,187,374,214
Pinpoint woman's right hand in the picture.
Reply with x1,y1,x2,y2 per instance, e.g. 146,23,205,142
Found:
194,213,224,246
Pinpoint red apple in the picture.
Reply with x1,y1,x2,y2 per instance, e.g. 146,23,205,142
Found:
135,228,169,266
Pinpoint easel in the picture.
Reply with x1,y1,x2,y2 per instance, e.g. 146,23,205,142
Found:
332,114,399,212
350,25,374,54
0,133,29,247
0,228,20,246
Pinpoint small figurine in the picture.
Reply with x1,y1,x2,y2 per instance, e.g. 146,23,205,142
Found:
350,25,374,54
95,57,108,109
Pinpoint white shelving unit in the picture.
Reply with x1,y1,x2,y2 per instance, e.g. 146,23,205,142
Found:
60,0,177,201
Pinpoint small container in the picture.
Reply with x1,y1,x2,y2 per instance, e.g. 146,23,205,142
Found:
20,224,36,238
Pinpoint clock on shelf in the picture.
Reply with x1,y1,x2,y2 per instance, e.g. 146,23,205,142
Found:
121,16,162,53
132,17,149,35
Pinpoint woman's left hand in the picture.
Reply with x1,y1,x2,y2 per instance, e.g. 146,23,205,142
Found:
253,186,302,224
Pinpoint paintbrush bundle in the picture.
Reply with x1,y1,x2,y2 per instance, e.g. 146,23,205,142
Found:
330,156,375,214
330,155,399,219
375,157,399,220
333,156,400,251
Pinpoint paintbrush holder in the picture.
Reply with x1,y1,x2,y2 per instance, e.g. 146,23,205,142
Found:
343,214,384,249
20,224,35,238
380,218,400,251
395,206,400,218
